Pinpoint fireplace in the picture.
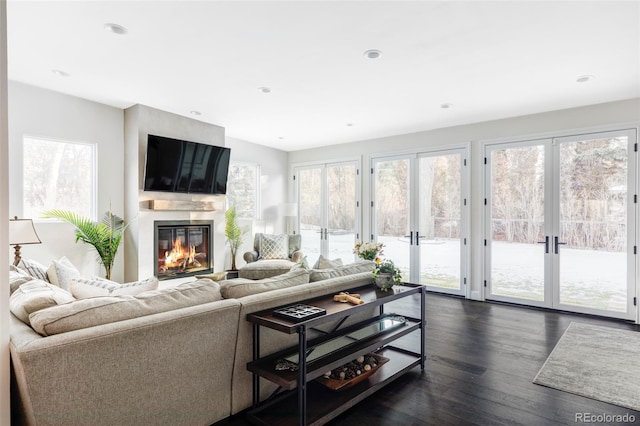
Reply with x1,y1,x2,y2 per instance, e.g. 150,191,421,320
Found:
154,220,213,280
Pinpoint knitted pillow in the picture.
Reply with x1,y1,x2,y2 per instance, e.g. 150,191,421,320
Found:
46,256,81,291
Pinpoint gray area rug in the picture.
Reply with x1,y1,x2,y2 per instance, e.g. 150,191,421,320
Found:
533,322,640,411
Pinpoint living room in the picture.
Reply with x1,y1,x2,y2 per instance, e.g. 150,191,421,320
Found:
1,1,640,425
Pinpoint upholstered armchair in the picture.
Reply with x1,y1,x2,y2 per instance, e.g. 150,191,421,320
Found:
239,233,303,280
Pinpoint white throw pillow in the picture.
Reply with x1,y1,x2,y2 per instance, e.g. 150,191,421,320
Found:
313,254,344,269
260,234,289,260
46,256,81,291
10,279,75,325
9,268,33,295
70,276,159,299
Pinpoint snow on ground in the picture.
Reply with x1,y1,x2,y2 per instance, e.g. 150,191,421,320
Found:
301,230,627,312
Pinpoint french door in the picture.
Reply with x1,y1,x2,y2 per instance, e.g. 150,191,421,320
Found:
295,161,360,266
485,129,637,320
371,147,469,296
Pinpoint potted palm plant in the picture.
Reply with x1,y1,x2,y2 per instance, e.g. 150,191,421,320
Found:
42,209,128,280
225,205,246,271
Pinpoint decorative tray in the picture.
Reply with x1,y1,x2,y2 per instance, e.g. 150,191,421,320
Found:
316,353,389,392
273,304,326,323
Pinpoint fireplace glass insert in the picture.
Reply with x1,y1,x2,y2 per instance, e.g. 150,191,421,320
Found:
154,220,213,280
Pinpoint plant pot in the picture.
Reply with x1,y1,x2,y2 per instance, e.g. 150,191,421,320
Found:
374,273,394,289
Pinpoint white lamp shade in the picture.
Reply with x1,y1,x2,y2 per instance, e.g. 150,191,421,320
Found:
9,218,42,245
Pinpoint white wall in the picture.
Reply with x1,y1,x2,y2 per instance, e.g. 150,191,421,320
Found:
225,136,288,269
289,98,640,300
1,1,10,423
7,82,125,281
123,104,227,282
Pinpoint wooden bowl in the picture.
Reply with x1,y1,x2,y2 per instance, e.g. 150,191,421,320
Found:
316,353,389,392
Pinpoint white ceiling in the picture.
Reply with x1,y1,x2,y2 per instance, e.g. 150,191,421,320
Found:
6,1,640,151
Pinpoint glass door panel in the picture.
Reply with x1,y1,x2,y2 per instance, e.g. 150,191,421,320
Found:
557,135,630,314
373,158,411,281
489,143,547,303
327,164,358,264
486,129,636,320
418,154,462,292
298,167,323,265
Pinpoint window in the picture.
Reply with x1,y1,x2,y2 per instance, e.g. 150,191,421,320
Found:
226,162,260,218
23,136,96,220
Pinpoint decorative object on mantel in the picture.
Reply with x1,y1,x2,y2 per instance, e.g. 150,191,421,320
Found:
317,353,390,392
9,216,42,266
224,205,247,271
372,259,402,291
146,199,216,211
42,209,128,280
353,240,384,262
333,292,364,305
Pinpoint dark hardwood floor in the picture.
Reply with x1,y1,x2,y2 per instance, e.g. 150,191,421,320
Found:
225,292,640,425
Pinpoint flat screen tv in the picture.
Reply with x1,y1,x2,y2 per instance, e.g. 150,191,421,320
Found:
143,134,231,194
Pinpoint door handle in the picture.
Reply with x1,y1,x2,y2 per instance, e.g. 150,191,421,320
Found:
537,236,549,254
404,232,413,245
554,236,567,254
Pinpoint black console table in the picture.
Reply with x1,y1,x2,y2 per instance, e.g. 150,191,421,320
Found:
246,283,426,426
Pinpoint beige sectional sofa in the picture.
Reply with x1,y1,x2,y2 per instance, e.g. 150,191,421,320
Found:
9,261,376,426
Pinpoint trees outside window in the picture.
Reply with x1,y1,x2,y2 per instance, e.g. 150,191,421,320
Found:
23,136,96,220
227,163,260,219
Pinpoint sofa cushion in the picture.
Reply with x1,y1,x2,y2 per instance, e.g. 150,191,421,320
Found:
314,254,343,269
9,268,33,295
220,268,310,299
238,259,296,280
259,234,290,260
70,276,159,299
46,256,81,291
10,279,76,325
309,261,376,282
29,279,223,336
17,258,49,282
195,271,228,281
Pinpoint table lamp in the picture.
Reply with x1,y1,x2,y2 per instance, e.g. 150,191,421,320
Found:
9,216,42,266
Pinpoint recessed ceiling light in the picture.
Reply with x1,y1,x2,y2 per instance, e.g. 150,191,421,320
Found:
278,136,284,140
346,123,354,127
190,110,201,116
363,49,382,59
51,69,69,77
576,75,595,83
440,103,453,109
104,23,127,35
257,87,272,94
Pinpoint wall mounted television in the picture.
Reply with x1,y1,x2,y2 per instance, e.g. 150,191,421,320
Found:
143,134,231,194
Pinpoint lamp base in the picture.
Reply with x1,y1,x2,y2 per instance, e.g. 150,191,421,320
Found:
12,244,22,267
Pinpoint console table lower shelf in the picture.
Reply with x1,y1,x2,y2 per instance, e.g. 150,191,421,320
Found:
246,346,420,426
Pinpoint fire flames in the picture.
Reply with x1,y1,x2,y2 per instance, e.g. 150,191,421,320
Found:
164,238,197,269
